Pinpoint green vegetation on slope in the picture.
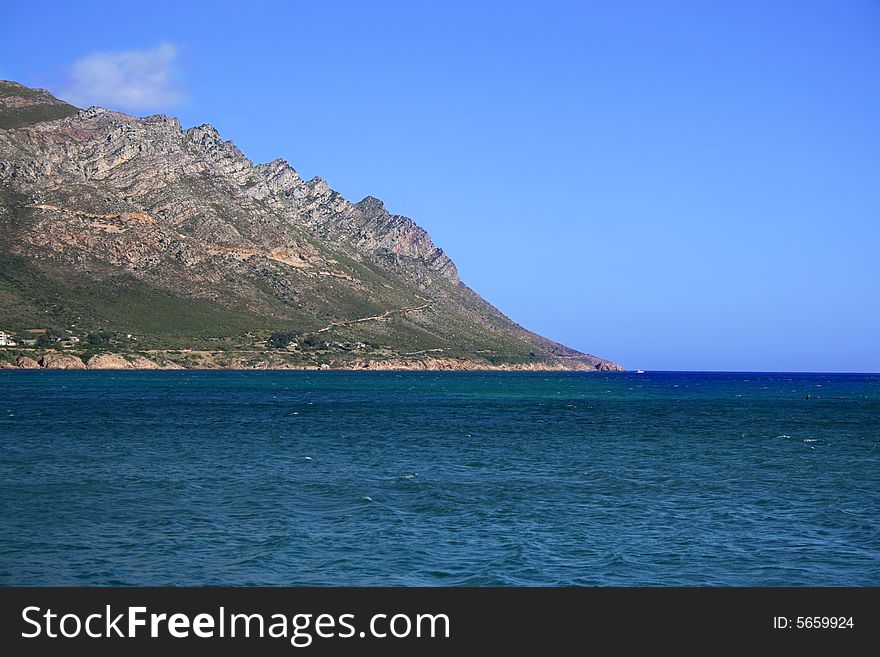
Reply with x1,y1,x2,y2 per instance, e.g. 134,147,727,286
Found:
0,252,289,347
0,104,79,129
0,81,79,129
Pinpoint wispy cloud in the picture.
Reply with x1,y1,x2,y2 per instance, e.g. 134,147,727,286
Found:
62,43,184,111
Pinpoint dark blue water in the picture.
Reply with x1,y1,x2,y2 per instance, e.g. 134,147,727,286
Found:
1,370,878,585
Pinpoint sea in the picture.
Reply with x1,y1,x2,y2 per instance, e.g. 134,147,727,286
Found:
0,370,877,586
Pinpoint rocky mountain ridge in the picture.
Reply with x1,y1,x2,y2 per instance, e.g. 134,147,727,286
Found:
0,81,621,371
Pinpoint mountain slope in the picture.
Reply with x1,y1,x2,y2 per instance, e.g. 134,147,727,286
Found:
0,81,621,371
0,81,79,129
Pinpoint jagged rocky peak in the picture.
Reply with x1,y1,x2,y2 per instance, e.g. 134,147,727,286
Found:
184,122,253,183
356,195,387,215
306,175,332,196
256,158,303,189
142,113,182,132
185,123,239,155
246,158,305,205
185,122,221,141
350,195,459,281
0,83,458,283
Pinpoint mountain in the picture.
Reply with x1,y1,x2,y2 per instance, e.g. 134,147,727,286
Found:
0,81,621,371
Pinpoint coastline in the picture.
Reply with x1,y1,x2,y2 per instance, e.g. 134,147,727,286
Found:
0,350,625,372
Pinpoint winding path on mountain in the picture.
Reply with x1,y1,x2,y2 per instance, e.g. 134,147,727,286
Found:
314,302,433,335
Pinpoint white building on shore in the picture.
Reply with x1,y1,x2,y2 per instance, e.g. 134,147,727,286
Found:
0,331,16,346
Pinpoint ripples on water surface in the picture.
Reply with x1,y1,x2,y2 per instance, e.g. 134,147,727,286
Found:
1,370,878,585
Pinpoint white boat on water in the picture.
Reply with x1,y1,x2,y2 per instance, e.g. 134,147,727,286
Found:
635,369,645,374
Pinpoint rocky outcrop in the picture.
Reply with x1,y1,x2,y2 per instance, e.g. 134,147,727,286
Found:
85,353,159,369
357,357,621,372
595,360,625,372
0,350,625,371
351,196,458,280
85,353,127,369
38,353,86,369
128,355,161,369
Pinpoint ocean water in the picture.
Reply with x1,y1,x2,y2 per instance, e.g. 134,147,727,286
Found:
0,370,877,586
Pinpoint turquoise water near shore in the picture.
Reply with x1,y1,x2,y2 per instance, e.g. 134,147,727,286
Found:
0,370,877,585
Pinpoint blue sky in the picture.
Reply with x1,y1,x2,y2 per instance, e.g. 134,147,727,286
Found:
2,0,878,371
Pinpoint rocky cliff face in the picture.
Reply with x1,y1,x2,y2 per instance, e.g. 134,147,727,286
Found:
0,81,621,371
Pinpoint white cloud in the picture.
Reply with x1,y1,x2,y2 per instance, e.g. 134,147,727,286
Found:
62,43,184,111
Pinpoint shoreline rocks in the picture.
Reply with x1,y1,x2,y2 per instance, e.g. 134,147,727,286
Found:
85,354,160,369
1,351,625,372
38,353,86,369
